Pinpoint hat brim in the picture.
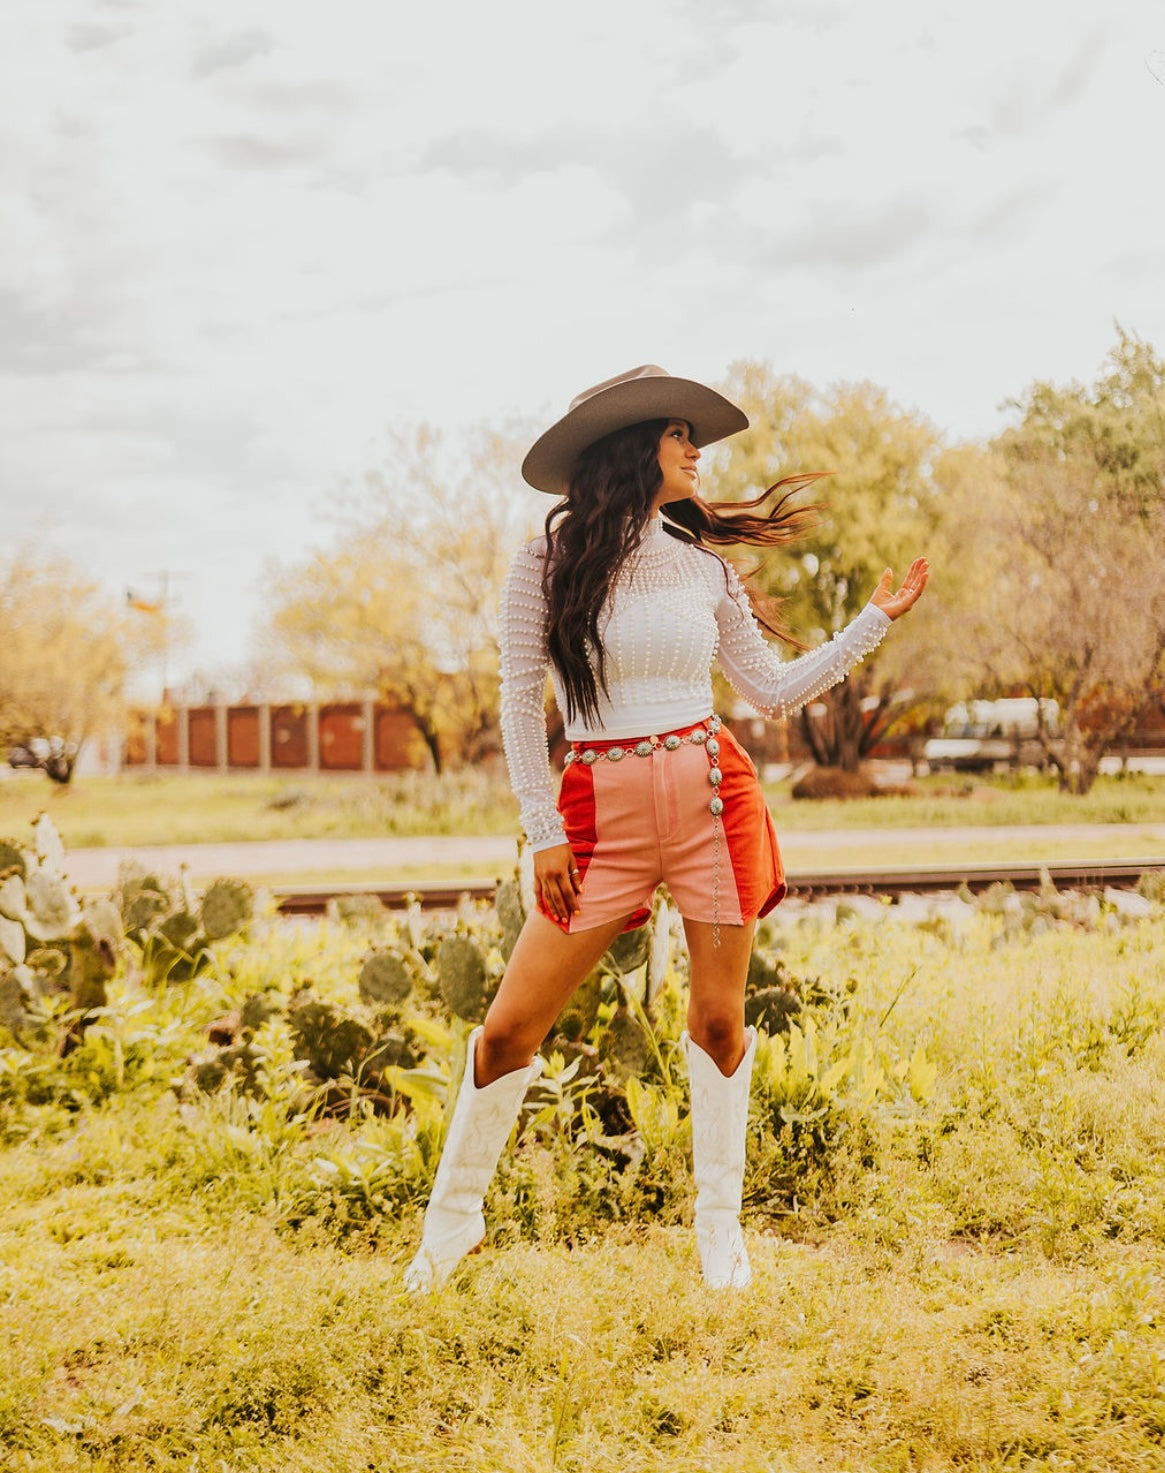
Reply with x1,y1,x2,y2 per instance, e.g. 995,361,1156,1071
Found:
521,376,748,495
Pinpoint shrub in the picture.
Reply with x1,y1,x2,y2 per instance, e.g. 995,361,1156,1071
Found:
790,765,880,800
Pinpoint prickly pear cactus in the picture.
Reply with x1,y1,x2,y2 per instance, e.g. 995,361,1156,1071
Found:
552,964,602,1043
358,947,413,1006
33,814,66,873
23,864,80,942
330,893,386,927
67,898,122,1013
200,878,254,942
746,949,787,993
0,841,27,879
436,933,491,1022
606,923,651,976
364,1015,421,1074
599,1004,653,1083
0,967,37,1035
0,914,25,967
745,987,801,1036
142,909,207,983
240,992,283,1032
0,870,26,920
115,865,173,939
289,995,374,1079
495,877,525,961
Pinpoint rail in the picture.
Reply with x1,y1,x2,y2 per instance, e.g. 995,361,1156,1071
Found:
271,857,1165,915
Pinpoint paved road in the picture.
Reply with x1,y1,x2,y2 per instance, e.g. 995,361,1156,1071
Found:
62,823,1165,890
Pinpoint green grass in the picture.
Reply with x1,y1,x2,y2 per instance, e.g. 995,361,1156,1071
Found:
1,767,1164,852
0,769,522,848
763,767,1165,831
3,902,1165,1469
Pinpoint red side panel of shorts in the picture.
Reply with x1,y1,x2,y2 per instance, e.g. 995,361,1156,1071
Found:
718,727,786,919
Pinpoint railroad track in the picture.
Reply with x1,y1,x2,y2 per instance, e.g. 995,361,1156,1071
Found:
272,857,1165,915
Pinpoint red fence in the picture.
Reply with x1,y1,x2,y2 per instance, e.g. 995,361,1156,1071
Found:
124,701,427,774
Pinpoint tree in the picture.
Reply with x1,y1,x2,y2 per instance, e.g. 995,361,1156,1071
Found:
710,363,943,770
0,554,128,783
262,423,544,772
935,330,1165,793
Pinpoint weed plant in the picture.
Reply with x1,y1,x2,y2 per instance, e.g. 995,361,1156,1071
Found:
2,888,1165,1469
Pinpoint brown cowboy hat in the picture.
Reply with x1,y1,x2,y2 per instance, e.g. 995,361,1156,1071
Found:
521,364,749,495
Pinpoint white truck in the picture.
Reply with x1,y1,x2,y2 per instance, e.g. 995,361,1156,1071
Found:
922,698,1060,773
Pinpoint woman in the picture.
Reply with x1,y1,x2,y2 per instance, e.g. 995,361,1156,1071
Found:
405,365,928,1292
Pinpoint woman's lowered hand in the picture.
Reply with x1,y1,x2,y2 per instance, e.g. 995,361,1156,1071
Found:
870,557,930,620
534,843,583,923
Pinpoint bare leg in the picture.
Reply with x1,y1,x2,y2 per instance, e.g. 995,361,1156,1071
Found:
682,917,755,1076
404,907,634,1290
476,910,633,1085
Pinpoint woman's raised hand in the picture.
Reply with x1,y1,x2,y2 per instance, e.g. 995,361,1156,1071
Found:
869,557,930,620
533,843,583,923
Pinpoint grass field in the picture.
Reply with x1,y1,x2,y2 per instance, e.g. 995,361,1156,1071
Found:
3,891,1165,1470
1,767,1164,851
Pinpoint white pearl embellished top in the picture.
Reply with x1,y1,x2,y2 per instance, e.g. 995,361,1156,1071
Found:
499,517,891,852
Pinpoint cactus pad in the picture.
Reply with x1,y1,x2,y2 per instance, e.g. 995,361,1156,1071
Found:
289,996,373,1079
358,948,413,1006
142,909,208,982
495,878,525,961
115,867,172,938
599,1004,652,1082
23,866,80,942
67,898,122,1012
200,878,254,941
240,992,283,1032
436,934,491,1021
331,893,386,927
553,964,602,1043
746,949,788,994
0,872,26,923
606,923,651,976
0,916,26,966
744,986,801,1036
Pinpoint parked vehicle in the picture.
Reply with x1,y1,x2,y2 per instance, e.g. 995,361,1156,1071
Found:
6,736,79,783
922,698,1060,772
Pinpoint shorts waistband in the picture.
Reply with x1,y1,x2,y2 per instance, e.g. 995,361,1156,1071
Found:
564,715,722,766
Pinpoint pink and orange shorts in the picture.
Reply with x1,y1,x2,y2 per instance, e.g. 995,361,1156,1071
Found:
539,718,785,935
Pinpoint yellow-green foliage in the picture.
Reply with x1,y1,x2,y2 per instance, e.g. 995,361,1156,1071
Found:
1,887,1165,1470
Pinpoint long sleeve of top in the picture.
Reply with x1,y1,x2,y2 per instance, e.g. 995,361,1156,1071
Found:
498,518,892,851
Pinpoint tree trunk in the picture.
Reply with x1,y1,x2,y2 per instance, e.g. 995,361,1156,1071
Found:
797,676,872,772
414,716,443,774
1053,680,1151,795
1053,718,1104,795
1057,747,1103,795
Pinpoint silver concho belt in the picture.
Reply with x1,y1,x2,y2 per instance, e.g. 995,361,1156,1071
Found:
563,714,724,815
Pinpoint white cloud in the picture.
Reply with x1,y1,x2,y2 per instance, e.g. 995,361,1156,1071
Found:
1,0,1163,684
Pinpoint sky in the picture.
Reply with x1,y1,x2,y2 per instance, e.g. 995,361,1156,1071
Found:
2,0,1163,695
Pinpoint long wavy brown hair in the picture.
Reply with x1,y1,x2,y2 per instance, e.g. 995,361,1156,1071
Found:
543,417,824,727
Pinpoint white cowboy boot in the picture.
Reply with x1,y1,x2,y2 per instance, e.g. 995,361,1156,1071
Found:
403,1026,543,1291
682,1026,757,1290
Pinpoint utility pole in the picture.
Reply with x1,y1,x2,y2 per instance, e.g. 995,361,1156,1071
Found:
126,570,190,701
